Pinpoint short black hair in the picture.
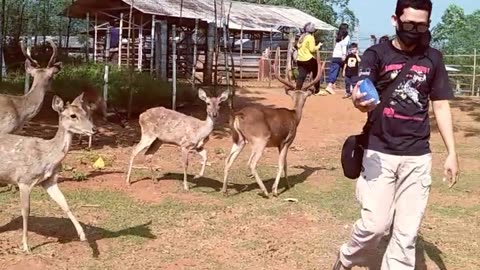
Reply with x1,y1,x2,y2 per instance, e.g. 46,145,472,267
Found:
395,0,432,19
379,35,390,43
349,43,358,49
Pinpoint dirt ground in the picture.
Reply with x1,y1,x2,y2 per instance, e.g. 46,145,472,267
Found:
1,82,479,270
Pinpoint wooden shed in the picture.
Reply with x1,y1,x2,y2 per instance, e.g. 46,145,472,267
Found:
63,0,335,84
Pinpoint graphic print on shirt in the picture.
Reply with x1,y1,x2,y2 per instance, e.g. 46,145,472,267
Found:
391,71,426,108
347,57,358,68
382,64,431,108
381,64,431,121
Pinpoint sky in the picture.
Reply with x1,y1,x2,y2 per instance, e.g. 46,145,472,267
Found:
347,0,480,50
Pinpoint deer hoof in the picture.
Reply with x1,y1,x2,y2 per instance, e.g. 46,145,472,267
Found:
79,233,87,242
21,244,32,254
272,191,279,197
193,174,202,180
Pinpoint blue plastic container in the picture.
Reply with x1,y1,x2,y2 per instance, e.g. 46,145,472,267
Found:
359,78,380,104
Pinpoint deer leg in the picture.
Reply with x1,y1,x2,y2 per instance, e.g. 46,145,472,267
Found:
42,175,86,242
222,141,246,193
246,152,255,179
249,141,269,197
88,135,93,149
284,152,290,189
18,183,32,253
126,136,156,185
194,148,207,179
181,147,190,191
272,144,289,197
145,139,162,182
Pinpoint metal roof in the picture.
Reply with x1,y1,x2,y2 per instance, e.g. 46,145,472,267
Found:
65,0,336,32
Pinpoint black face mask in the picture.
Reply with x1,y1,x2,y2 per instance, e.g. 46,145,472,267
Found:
396,29,422,47
396,29,431,49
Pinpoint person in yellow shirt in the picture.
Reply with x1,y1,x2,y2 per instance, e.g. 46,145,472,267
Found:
295,22,323,94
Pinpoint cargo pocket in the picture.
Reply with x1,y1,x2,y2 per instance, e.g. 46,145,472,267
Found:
420,175,432,196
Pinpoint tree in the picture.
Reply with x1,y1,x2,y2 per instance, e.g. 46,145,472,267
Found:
432,4,480,54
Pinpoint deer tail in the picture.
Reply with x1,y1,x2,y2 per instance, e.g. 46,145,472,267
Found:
231,113,244,145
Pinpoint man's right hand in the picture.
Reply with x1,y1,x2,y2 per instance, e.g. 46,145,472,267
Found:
352,81,377,113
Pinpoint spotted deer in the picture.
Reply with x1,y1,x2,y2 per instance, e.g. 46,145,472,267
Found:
222,51,325,197
0,93,94,253
125,88,229,190
0,39,62,134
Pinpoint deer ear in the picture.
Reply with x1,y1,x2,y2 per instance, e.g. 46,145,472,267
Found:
219,90,229,103
198,88,208,102
49,62,63,75
52,95,64,113
72,92,85,106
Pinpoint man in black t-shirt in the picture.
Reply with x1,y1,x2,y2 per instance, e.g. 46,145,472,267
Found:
342,43,360,98
332,1,459,269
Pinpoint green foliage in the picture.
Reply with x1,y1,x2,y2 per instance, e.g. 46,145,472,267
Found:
0,63,194,115
432,4,480,55
2,0,86,42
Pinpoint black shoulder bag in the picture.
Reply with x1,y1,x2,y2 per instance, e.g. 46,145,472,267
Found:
340,55,421,179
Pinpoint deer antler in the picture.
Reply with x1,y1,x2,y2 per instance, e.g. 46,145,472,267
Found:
301,50,325,91
273,54,296,90
47,39,58,67
20,39,40,67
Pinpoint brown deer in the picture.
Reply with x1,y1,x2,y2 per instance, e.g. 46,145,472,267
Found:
0,93,94,253
222,51,325,197
125,88,229,190
0,39,62,134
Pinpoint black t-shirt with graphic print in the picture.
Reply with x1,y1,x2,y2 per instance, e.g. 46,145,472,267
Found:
356,41,454,156
344,53,359,77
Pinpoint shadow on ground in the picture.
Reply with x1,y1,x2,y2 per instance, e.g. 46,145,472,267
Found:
0,217,155,258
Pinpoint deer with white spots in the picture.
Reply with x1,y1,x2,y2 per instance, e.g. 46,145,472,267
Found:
125,89,229,190
0,93,95,253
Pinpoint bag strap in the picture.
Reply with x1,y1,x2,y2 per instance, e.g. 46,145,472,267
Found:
377,55,421,108
362,54,422,133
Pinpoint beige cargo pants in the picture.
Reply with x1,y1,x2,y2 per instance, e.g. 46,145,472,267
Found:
339,149,432,269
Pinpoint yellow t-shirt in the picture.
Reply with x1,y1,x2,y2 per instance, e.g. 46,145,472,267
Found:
296,34,321,62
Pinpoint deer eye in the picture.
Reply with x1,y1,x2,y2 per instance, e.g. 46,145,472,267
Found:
70,114,77,119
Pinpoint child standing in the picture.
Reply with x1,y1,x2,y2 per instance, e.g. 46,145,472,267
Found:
342,43,361,98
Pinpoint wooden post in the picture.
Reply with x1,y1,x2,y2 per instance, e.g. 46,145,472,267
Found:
104,26,111,109
276,46,281,78
286,31,294,81
472,48,477,96
191,18,199,89
118,13,124,68
268,28,273,88
150,15,155,74
94,13,98,63
240,24,243,82
204,22,215,85
222,21,230,88
138,16,143,71
154,21,161,79
172,25,177,110
126,8,134,68
85,12,90,62
24,37,31,94
159,20,168,80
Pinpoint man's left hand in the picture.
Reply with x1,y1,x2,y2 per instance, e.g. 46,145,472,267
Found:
443,153,459,188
